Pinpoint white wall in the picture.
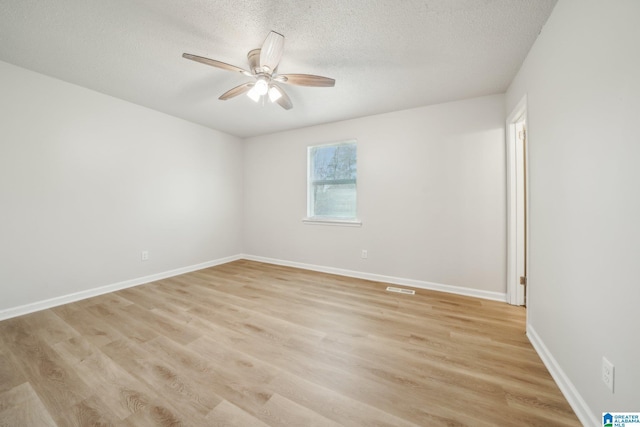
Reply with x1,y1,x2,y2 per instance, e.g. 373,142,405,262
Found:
506,0,640,423
0,60,243,314
244,95,506,296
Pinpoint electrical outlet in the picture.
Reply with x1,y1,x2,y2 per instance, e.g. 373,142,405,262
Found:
361,250,368,259
141,251,149,261
602,357,614,392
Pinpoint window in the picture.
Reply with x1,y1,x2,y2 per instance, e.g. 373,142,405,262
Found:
306,140,358,224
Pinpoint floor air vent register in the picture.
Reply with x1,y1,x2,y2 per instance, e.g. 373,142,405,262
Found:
385,286,415,295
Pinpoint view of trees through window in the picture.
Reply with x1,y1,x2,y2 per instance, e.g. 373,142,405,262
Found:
308,141,357,219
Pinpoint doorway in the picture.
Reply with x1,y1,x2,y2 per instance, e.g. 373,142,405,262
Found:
506,96,528,306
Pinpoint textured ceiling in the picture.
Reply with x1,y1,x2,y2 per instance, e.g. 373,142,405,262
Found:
0,0,556,138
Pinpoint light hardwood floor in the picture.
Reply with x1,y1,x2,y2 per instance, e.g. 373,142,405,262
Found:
0,260,579,426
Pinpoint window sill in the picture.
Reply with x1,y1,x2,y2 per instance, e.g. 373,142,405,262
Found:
302,218,362,227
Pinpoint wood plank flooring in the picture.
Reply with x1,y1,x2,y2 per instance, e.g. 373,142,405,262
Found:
0,260,579,426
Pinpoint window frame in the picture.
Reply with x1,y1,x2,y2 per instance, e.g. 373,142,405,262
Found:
304,140,361,227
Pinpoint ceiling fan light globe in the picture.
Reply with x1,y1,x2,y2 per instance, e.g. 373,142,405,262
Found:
254,79,269,96
268,86,282,102
247,86,261,102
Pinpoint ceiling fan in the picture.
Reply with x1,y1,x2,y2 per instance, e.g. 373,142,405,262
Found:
182,31,335,110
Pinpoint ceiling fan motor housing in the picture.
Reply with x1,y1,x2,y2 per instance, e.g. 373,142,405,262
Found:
247,49,261,74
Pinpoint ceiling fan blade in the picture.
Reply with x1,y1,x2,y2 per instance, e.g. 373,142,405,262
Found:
259,31,284,73
219,82,254,100
274,73,335,87
182,53,251,75
272,84,292,110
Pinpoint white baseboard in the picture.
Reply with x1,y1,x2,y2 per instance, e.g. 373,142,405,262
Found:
0,254,243,321
0,253,506,320
242,254,507,302
526,325,598,427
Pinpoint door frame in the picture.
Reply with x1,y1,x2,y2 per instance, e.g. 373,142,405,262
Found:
506,95,529,306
